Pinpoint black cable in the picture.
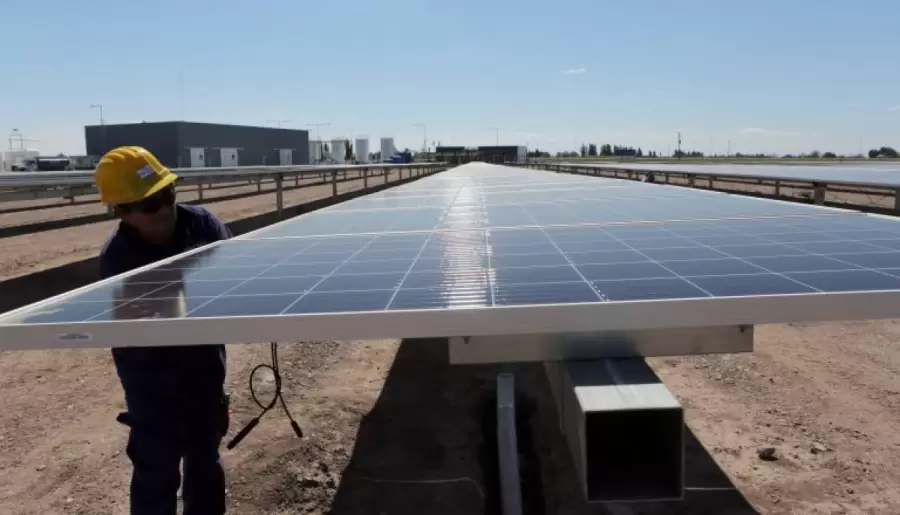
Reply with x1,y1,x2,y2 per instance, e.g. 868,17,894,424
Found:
226,342,303,450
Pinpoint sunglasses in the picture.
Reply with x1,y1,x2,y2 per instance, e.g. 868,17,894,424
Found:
119,186,176,214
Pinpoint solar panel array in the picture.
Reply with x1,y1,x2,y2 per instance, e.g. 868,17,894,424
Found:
6,163,900,334
570,162,900,188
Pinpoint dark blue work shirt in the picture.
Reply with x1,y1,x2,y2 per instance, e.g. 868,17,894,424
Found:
101,204,232,392
100,204,232,280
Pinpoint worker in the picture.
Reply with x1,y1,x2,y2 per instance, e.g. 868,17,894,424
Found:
95,146,231,515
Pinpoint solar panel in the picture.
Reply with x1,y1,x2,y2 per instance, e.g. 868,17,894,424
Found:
5,163,900,350
570,162,900,188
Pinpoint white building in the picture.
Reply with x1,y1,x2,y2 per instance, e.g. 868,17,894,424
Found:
380,137,395,162
308,140,323,164
330,138,347,164
355,138,369,163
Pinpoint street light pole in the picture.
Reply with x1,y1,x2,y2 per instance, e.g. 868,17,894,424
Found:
89,104,104,125
90,104,106,154
267,119,291,128
413,123,427,153
306,122,331,164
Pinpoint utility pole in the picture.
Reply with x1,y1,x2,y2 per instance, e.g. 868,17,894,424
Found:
727,139,731,157
267,119,291,128
490,127,499,146
89,104,104,125
676,131,682,159
413,123,427,153
90,104,106,154
306,122,330,143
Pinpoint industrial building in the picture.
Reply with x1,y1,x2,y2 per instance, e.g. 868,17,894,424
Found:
84,121,310,168
435,145,527,165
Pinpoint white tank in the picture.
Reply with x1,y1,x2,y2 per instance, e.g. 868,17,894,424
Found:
380,137,395,162
308,140,323,164
330,139,346,164
355,138,369,163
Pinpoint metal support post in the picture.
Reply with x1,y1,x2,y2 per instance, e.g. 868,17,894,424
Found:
295,174,299,187
197,183,204,200
543,358,685,503
496,373,523,515
664,173,670,184
384,169,389,184
257,178,262,193
275,174,284,218
331,171,337,197
813,183,826,205
688,176,695,188
364,169,369,188
775,180,781,197
894,188,900,213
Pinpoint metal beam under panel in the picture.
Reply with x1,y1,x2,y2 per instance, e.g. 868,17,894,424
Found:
448,326,753,364
544,358,684,503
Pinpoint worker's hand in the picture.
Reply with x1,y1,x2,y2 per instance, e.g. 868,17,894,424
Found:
221,394,231,437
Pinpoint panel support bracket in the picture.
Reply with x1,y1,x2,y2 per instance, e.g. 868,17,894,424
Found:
448,325,753,365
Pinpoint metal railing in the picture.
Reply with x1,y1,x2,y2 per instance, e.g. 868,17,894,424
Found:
0,163,447,204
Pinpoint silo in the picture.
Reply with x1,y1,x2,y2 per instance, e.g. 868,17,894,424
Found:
380,137,395,162
308,140,323,164
355,138,369,163
330,138,346,164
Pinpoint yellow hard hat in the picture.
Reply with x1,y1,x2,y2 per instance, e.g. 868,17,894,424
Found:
94,146,178,205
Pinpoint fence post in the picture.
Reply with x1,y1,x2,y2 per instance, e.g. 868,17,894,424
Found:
275,174,284,218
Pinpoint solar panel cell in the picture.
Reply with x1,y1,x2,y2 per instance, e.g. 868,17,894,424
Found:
688,274,815,296
786,270,900,292
593,278,709,301
285,290,394,314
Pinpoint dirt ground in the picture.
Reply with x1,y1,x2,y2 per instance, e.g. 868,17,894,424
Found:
1,171,899,514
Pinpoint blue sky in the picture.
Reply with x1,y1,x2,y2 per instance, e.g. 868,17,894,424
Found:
2,0,899,156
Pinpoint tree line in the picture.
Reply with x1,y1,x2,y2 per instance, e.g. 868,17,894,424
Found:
526,144,900,159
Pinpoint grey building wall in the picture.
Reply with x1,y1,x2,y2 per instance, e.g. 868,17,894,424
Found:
84,122,180,167
175,123,309,167
84,122,310,168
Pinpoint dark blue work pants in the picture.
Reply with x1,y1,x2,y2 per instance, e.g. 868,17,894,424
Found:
113,345,227,515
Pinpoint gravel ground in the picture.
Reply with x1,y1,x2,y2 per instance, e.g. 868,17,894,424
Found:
0,170,898,514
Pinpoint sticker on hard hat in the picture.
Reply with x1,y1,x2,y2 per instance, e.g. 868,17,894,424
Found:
136,165,155,179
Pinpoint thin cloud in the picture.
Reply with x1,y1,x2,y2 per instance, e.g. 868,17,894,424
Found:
562,68,586,75
741,127,800,136
888,105,900,111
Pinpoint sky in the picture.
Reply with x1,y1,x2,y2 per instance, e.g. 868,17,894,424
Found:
2,0,899,156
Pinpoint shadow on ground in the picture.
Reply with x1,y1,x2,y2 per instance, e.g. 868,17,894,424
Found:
330,338,759,515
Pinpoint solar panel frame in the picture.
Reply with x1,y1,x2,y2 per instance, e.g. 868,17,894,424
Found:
6,164,900,351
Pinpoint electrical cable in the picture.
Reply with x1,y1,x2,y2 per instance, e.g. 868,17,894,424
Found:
227,342,303,450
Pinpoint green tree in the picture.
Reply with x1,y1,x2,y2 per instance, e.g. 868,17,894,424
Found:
880,146,898,158
822,151,837,158
345,140,353,161
580,144,587,157
588,143,598,156
600,144,613,156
